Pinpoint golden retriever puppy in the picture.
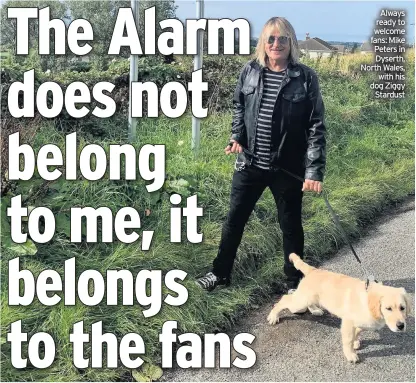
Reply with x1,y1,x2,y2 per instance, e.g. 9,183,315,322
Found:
267,253,411,363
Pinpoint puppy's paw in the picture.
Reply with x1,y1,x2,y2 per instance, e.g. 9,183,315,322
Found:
267,310,280,325
308,305,324,316
344,351,360,363
353,340,361,350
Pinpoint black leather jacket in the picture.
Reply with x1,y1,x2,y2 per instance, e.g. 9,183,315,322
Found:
231,59,327,182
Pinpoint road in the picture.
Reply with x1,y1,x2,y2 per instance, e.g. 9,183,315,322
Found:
163,197,415,382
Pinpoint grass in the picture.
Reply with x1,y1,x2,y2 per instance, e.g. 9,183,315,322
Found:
0,53,415,381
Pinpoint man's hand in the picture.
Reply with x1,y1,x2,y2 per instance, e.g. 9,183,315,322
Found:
302,179,323,193
225,139,243,154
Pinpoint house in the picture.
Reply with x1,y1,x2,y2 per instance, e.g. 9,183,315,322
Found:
331,44,346,54
298,33,339,58
360,41,374,54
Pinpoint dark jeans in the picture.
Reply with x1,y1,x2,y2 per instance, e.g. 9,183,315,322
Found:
212,165,304,282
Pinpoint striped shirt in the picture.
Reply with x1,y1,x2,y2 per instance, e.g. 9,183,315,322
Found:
252,68,285,170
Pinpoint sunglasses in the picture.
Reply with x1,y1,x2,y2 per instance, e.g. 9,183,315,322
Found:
267,35,290,45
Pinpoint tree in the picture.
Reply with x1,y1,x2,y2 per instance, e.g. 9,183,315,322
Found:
1,1,177,71
0,0,67,66
65,0,177,68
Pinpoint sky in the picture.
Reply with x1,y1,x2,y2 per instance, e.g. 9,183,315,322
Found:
0,0,414,43
175,0,416,43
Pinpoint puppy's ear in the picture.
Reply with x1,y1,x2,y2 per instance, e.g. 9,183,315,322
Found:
403,292,412,317
368,290,382,320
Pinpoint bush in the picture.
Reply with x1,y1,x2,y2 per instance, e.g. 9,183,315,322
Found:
68,61,92,73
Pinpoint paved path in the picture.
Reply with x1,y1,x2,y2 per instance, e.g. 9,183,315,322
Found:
164,197,415,382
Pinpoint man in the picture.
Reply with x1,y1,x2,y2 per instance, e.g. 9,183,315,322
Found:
197,17,326,293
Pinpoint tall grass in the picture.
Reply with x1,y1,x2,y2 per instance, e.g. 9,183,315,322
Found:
0,52,414,381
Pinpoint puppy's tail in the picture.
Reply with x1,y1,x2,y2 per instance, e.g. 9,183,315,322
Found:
289,253,316,276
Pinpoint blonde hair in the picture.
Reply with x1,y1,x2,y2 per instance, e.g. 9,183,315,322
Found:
255,17,300,67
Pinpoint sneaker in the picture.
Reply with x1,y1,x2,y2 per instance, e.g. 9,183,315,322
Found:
196,272,230,292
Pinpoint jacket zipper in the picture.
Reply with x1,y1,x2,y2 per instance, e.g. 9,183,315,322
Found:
271,72,291,160
252,69,264,165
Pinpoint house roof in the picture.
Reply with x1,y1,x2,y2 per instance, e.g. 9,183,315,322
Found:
298,37,338,52
360,41,373,52
332,44,346,53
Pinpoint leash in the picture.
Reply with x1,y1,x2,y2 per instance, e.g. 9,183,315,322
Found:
230,143,377,289
279,166,377,290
